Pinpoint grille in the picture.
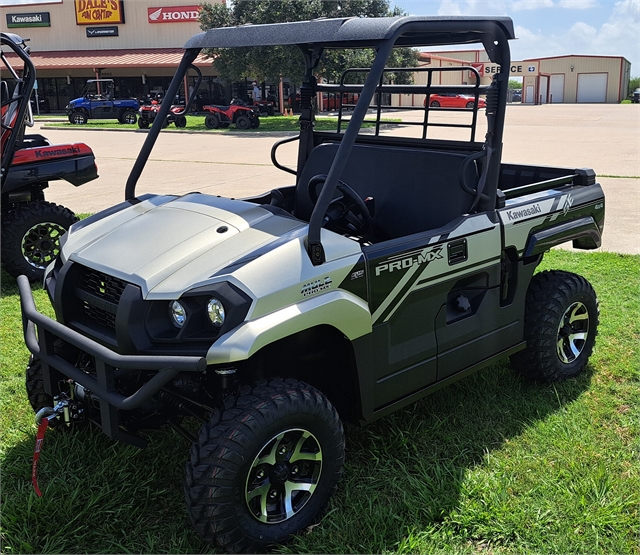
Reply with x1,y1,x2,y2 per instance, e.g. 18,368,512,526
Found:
77,266,129,331
80,267,127,304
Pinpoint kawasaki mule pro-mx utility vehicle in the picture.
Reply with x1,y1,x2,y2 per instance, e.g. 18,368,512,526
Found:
19,16,604,553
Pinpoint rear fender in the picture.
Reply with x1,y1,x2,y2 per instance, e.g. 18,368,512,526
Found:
524,216,602,256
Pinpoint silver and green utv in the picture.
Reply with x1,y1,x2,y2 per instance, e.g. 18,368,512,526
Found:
19,16,604,553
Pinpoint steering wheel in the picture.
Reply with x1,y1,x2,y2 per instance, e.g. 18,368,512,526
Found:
308,174,371,236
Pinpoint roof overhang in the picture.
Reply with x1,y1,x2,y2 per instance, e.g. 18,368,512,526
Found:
2,48,212,70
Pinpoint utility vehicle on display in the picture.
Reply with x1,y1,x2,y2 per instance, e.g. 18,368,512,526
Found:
1,32,98,282
203,98,260,129
138,101,188,129
19,16,604,553
66,79,139,125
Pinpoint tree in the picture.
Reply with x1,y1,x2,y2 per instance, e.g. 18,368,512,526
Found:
199,0,418,86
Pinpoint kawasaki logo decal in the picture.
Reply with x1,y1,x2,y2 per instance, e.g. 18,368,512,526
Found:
35,146,81,159
505,204,542,221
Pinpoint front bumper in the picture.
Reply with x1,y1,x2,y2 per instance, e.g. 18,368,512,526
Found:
18,275,206,445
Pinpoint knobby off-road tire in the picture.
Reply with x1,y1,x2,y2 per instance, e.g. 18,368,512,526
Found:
510,270,599,382
205,114,220,129
174,115,187,128
1,201,78,281
69,111,87,125
185,379,345,553
120,111,137,125
235,115,251,130
138,118,149,129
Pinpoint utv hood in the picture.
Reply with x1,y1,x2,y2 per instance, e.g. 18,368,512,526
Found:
62,194,306,298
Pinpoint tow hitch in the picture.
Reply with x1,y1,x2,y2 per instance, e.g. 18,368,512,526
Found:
32,393,83,496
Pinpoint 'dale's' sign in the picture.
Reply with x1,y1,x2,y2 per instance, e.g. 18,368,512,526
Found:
75,0,124,25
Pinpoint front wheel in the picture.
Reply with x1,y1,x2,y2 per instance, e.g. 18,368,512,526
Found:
235,115,251,130
138,117,149,129
429,100,440,107
1,201,78,281
510,270,599,382
68,111,87,125
120,110,137,125
465,101,475,109
250,117,260,129
174,115,187,128
185,379,344,553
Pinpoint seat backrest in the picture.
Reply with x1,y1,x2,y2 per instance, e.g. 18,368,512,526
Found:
294,143,478,240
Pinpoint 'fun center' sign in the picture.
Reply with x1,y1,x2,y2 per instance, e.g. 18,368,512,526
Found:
75,0,124,25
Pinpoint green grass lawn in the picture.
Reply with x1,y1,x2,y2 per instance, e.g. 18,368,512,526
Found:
1,250,638,554
44,114,396,133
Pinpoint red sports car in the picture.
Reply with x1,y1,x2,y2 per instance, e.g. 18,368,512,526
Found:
426,93,486,109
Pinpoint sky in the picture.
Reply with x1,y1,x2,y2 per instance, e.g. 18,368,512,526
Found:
395,0,639,73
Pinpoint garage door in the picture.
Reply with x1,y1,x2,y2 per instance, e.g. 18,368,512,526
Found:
577,73,607,103
550,74,564,103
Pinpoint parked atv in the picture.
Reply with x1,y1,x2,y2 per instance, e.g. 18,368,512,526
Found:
1,32,98,281
66,79,139,125
203,98,259,129
253,99,276,116
138,98,187,129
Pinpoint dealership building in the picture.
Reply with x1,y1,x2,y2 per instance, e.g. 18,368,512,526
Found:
394,49,631,106
3,2,632,110
2,0,222,111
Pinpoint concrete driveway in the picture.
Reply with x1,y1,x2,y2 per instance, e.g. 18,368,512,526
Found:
41,103,639,254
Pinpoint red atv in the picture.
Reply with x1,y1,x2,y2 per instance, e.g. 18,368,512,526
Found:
138,97,188,129
2,32,98,281
202,98,259,129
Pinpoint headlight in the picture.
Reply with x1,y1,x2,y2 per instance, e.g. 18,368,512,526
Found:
207,298,225,327
169,300,186,328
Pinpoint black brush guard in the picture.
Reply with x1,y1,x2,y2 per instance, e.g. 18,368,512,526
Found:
18,275,206,446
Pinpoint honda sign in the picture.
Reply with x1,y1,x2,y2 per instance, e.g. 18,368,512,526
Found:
148,5,200,23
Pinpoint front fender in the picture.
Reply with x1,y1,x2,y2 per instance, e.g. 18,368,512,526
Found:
206,290,372,364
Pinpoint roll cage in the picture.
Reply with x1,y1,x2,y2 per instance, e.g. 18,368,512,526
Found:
125,16,515,264
1,32,36,187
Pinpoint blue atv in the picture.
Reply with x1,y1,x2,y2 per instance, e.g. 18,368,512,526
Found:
66,79,139,125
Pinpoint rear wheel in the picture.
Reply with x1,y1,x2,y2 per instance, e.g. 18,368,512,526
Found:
69,111,87,125
510,270,599,382
465,101,475,109
174,115,187,128
429,100,440,107
185,379,344,553
235,115,251,130
1,201,78,282
205,114,220,129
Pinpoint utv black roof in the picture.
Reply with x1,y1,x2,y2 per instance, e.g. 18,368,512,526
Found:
185,15,515,52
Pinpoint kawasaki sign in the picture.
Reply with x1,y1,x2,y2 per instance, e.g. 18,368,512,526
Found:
6,12,51,28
